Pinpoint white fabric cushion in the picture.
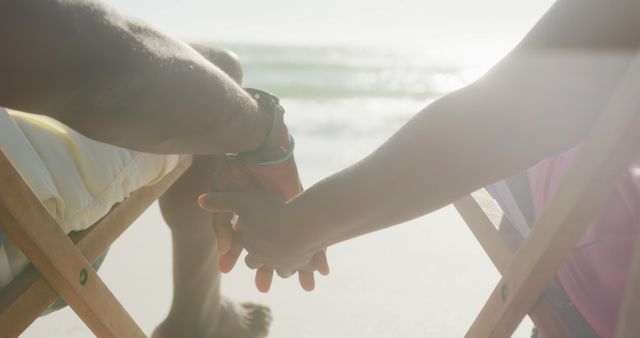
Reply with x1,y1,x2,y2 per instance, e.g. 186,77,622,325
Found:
0,107,179,287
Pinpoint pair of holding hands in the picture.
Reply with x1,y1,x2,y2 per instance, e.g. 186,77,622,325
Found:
198,152,329,292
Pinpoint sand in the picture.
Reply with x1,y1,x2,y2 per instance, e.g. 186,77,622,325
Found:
21,203,533,337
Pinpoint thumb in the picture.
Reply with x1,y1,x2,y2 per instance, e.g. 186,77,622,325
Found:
198,192,248,213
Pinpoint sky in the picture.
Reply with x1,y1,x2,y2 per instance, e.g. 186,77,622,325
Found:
106,0,557,51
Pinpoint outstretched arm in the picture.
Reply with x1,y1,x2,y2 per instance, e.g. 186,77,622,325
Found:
0,0,269,155
201,0,640,268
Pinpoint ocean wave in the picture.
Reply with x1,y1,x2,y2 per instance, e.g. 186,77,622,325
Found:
208,43,484,99
283,97,427,137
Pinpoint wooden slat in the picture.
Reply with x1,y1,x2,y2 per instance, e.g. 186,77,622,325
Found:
0,266,53,338
454,192,574,338
615,236,640,338
0,151,148,338
0,155,192,337
465,56,640,338
455,192,513,271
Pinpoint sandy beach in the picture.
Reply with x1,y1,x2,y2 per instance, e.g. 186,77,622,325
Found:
21,44,537,338
22,202,533,337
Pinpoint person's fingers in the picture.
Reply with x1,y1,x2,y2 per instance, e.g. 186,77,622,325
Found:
198,192,249,213
255,266,274,293
213,222,232,255
244,253,263,270
298,270,315,291
219,246,243,273
312,250,330,276
212,215,233,254
276,268,296,279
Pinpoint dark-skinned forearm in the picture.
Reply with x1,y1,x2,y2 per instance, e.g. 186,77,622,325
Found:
0,0,269,154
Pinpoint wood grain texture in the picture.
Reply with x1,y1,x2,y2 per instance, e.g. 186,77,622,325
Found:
0,266,54,338
455,192,512,271
465,56,640,338
454,192,574,338
0,154,192,337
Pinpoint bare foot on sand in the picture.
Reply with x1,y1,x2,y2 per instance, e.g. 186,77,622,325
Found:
153,299,272,338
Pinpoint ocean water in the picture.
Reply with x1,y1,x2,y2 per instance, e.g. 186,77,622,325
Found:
22,43,534,337
233,43,491,179
234,44,483,99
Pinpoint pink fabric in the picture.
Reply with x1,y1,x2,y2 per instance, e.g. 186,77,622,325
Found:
528,147,640,338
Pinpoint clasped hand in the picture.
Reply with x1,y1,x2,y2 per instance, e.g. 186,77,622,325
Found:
198,156,329,293
199,190,329,292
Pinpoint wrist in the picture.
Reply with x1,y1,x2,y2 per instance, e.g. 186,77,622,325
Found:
283,196,332,254
230,88,292,163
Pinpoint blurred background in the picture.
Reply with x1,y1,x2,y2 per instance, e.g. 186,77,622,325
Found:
24,0,556,337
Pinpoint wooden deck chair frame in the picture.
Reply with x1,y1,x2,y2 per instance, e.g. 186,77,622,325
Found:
455,189,593,338
455,55,640,338
0,152,192,338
